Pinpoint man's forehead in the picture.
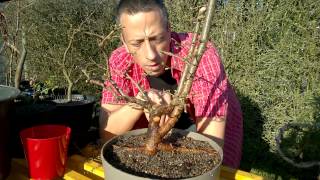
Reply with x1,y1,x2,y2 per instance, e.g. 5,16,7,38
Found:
119,9,166,28
120,11,168,41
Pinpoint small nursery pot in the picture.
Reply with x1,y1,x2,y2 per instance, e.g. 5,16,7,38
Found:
101,128,223,180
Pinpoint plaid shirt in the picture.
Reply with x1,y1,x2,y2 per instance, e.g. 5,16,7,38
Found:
102,32,243,168
102,32,230,118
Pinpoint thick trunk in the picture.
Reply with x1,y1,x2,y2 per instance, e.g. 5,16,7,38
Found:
144,0,216,154
67,82,73,102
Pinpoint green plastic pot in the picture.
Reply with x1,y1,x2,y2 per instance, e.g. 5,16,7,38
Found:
0,85,20,180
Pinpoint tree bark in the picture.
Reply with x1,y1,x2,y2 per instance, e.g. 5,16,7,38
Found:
144,0,216,154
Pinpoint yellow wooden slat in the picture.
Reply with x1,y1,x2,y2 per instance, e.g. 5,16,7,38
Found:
8,143,263,180
63,169,92,180
67,155,103,180
79,144,263,180
82,160,264,180
220,166,264,180
9,158,92,180
83,160,105,178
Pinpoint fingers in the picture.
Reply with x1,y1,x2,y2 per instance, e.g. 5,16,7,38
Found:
147,89,172,105
159,114,170,127
145,110,150,121
162,91,172,105
135,92,142,100
145,89,172,126
147,90,162,104
159,115,165,127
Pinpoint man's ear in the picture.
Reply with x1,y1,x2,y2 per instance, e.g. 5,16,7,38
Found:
120,34,129,53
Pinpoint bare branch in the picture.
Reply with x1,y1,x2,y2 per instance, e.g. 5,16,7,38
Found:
98,28,119,49
84,31,104,39
14,29,27,89
125,72,149,101
177,6,206,96
0,43,5,54
160,50,192,66
82,68,148,108
88,57,108,72
20,1,36,12
4,42,20,54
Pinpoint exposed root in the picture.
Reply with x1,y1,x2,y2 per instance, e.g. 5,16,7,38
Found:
112,143,217,156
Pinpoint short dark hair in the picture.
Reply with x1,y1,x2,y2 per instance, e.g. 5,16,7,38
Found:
116,0,168,26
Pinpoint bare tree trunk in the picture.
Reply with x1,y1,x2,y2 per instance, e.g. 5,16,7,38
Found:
67,82,73,102
14,32,26,89
62,68,73,102
145,0,216,154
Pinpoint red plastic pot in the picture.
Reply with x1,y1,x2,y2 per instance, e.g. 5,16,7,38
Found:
20,124,71,180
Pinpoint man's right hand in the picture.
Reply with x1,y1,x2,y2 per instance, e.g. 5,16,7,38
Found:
137,89,172,126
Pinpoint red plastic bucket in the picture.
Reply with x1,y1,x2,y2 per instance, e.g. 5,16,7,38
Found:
20,125,71,180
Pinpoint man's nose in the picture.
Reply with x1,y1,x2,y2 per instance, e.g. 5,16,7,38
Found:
145,40,157,61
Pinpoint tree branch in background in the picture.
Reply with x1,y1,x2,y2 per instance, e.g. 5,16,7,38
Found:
1,4,27,88
14,29,27,89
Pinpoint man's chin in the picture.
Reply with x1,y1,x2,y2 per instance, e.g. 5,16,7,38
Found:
146,69,164,77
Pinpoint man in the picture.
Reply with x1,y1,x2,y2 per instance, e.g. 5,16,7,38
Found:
100,0,243,168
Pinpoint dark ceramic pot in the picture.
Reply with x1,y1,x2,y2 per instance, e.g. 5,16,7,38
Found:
0,85,20,180
45,94,96,150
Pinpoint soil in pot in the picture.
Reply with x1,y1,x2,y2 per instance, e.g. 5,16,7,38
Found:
104,131,221,179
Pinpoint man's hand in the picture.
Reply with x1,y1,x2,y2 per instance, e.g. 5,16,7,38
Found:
138,89,172,126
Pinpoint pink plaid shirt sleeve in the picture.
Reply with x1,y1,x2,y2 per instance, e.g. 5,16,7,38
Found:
172,33,243,168
101,47,133,104
171,33,228,118
189,42,228,118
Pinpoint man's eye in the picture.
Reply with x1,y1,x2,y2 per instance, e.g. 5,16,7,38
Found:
131,43,141,47
155,37,165,43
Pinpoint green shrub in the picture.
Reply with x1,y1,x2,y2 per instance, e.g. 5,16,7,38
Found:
3,0,120,97
168,0,319,178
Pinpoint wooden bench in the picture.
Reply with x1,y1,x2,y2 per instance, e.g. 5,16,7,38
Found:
7,145,263,180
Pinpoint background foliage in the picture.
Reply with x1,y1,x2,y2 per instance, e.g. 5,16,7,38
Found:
2,0,320,178
167,0,320,178
3,0,119,95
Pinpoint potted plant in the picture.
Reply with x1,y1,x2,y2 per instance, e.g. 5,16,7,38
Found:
1,0,119,152
84,0,223,179
101,128,223,180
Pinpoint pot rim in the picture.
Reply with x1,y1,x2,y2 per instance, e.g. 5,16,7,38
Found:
0,85,20,102
101,128,223,179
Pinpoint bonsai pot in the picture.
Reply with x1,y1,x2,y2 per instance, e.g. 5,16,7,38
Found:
101,128,223,180
0,85,20,180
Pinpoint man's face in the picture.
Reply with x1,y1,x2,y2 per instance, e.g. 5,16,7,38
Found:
120,9,171,77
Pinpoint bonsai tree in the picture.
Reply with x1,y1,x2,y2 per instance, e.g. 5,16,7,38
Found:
84,0,216,155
